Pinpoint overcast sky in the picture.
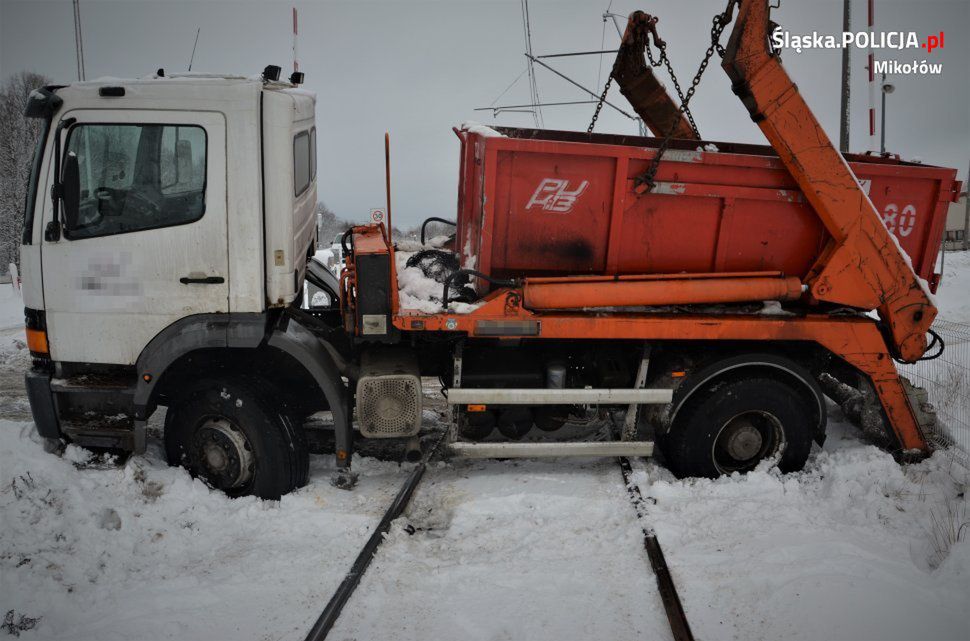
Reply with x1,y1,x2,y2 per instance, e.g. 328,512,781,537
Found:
2,0,967,227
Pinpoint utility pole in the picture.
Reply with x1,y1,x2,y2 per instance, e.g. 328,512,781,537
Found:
963,159,970,251
838,0,851,152
880,73,894,154
867,0,876,151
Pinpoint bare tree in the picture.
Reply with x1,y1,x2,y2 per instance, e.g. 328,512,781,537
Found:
0,71,52,272
315,201,354,248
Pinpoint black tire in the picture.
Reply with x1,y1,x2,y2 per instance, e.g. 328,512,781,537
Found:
659,377,813,479
164,377,309,500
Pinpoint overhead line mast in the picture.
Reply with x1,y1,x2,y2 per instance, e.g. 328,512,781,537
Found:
839,0,851,152
520,0,543,127
867,0,876,151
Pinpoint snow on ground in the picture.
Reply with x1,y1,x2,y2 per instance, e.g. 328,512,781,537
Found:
901,250,970,451
631,415,969,641
329,459,671,640
1,424,413,640
937,250,970,320
2,259,970,640
0,285,31,423
0,284,24,332
3,412,966,640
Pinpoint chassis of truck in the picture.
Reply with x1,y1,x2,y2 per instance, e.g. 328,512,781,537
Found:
20,2,961,499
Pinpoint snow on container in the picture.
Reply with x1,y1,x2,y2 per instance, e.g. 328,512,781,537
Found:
454,127,958,293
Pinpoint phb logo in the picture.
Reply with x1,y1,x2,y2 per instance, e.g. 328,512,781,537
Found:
526,178,589,213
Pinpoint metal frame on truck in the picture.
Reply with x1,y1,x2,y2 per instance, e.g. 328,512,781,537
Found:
20,2,960,499
337,0,959,476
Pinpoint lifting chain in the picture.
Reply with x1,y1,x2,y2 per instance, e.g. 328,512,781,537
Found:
644,27,701,139
636,0,737,192
587,75,613,134
587,10,706,138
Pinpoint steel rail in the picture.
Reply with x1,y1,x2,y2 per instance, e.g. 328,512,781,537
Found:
303,434,692,641
303,434,444,641
618,456,695,641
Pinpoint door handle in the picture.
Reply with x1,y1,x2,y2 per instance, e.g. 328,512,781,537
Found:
179,276,225,284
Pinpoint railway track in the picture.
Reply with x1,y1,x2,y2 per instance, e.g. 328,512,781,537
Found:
302,438,694,641
618,455,694,641
303,434,443,640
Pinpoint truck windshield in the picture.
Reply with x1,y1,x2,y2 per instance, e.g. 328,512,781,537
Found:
64,123,207,239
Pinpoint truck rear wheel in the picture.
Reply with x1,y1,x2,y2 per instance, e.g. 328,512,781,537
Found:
660,377,813,478
164,378,309,500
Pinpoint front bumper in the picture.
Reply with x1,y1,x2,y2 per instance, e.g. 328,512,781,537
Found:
25,367,61,439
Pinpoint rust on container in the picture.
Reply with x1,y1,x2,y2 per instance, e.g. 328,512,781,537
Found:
454,127,956,299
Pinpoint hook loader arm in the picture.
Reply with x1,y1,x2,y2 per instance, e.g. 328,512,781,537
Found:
612,11,698,139
721,0,936,363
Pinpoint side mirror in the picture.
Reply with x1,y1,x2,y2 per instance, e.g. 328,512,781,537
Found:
310,290,333,309
61,152,81,231
24,87,63,119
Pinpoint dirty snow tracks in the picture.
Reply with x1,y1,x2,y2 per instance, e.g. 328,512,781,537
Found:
323,458,674,641
0,425,414,641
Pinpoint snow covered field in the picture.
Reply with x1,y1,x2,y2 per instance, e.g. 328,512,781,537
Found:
1,252,969,640
936,250,970,320
2,407,967,640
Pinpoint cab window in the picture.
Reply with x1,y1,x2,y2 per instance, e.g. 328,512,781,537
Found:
64,124,207,239
310,127,317,180
294,130,311,196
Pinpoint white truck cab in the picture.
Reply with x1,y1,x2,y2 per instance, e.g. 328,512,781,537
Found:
21,68,354,498
22,71,317,364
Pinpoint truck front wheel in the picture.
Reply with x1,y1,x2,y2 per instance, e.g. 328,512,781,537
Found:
660,377,813,478
164,378,309,499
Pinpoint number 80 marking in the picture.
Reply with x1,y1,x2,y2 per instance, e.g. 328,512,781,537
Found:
882,203,917,238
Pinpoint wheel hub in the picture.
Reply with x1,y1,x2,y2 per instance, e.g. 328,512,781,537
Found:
204,443,229,470
712,410,784,474
724,422,763,461
190,417,254,490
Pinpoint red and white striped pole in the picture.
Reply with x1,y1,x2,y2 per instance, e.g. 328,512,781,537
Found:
867,0,876,151
292,6,299,73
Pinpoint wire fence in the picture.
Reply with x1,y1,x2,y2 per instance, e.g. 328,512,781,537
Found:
898,319,970,454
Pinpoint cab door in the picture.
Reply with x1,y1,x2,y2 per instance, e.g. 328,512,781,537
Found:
41,110,228,365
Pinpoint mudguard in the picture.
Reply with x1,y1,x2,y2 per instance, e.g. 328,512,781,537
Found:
667,351,827,444
133,313,266,420
133,312,350,463
267,311,351,466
